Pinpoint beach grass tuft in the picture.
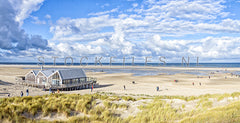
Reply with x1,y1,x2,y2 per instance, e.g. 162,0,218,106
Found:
1,92,240,122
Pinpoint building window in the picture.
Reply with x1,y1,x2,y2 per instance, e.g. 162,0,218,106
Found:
43,78,46,84
52,73,60,86
80,78,85,83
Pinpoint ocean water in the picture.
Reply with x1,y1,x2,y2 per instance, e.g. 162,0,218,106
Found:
84,68,212,76
1,62,240,68
1,62,239,76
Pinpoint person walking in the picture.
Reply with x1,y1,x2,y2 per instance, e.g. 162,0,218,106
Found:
26,89,29,96
124,85,126,90
91,84,93,92
20,91,23,97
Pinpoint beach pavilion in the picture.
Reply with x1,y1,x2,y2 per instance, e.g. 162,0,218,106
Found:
24,68,97,91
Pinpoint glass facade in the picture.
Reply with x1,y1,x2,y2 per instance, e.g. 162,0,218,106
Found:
62,77,86,85
51,72,88,85
52,73,60,86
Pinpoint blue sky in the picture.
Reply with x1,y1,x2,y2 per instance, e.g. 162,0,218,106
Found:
0,0,240,63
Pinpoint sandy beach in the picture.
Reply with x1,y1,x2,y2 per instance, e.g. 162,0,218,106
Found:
0,65,240,98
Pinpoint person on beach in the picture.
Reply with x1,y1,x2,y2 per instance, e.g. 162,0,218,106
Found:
91,84,93,92
156,86,159,91
199,82,201,86
26,89,29,96
8,93,10,97
192,82,194,86
43,85,45,91
20,91,23,97
124,85,126,90
209,76,210,79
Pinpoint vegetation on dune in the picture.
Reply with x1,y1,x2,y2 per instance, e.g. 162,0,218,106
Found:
1,92,240,122
0,93,135,123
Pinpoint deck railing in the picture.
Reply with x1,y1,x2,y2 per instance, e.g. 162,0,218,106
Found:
17,77,97,89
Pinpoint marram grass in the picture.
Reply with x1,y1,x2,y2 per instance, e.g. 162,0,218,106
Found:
1,92,240,122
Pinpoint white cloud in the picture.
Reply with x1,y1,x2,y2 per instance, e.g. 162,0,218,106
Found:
45,14,51,19
197,37,240,58
142,50,151,55
89,38,107,46
51,0,238,42
47,0,240,62
88,8,118,16
0,0,48,51
101,3,109,8
31,16,46,24
50,15,116,40
132,3,138,8
0,0,49,63
141,35,240,61
9,0,45,26
51,43,103,57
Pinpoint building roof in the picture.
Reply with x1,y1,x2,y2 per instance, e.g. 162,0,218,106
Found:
58,69,86,80
38,68,86,80
41,69,56,77
32,70,39,75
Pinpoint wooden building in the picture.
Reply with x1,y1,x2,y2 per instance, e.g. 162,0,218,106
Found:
23,68,97,90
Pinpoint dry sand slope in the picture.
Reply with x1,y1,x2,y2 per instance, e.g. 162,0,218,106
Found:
0,65,240,98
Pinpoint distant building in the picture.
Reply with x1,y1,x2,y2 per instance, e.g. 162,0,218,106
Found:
23,68,97,90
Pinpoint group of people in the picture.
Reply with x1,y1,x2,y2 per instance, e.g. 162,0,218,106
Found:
20,89,29,97
192,82,201,86
49,88,60,94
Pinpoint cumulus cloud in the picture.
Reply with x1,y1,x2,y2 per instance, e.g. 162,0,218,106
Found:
88,8,118,16
142,35,240,62
51,0,238,42
47,0,240,62
45,14,51,19
0,0,49,51
132,3,138,8
31,16,46,24
189,37,240,59
9,0,44,26
101,3,110,8
145,0,228,20
50,42,103,57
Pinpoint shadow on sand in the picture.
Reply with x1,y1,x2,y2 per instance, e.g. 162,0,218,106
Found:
96,84,114,88
0,80,14,85
49,84,114,92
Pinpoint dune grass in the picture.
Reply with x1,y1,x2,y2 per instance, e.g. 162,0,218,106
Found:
1,92,240,122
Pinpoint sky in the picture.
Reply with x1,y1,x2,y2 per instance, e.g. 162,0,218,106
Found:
0,0,240,63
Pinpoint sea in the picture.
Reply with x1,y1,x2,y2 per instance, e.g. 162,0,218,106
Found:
1,62,240,68
1,62,240,76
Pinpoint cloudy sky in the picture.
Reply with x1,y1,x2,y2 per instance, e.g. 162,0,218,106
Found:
0,0,240,63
